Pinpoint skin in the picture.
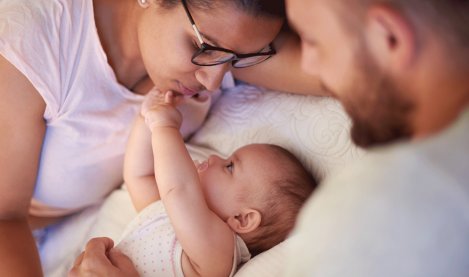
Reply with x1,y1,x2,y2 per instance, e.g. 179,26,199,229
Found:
197,146,271,221
232,30,325,95
0,0,323,275
287,0,469,147
135,2,281,94
94,0,324,96
0,56,45,276
69,237,139,277
87,90,278,277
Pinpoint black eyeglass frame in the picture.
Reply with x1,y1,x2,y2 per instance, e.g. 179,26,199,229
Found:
181,0,276,68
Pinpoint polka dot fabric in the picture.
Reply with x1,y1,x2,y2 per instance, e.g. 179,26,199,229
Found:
115,201,251,277
116,201,184,277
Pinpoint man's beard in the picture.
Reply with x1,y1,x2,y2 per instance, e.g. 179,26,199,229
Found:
331,52,415,148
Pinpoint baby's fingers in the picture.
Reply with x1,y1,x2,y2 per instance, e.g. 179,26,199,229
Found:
164,90,174,104
164,90,184,106
141,88,164,115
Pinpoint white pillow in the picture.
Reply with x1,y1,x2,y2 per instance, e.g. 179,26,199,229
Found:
186,84,364,277
189,84,363,181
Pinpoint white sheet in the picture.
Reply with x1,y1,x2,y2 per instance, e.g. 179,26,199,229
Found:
42,84,364,276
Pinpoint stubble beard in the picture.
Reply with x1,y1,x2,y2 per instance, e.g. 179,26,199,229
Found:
337,51,415,148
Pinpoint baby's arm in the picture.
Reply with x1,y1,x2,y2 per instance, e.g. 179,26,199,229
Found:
123,111,161,212
142,91,234,277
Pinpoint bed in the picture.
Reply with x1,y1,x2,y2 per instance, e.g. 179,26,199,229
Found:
40,83,364,276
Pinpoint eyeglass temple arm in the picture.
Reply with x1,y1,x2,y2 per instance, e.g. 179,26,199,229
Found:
192,25,204,44
181,0,204,44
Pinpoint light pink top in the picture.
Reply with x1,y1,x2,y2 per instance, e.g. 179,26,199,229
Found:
0,0,221,216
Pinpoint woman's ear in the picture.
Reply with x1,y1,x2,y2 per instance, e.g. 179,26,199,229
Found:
226,208,262,234
137,0,150,8
364,3,417,71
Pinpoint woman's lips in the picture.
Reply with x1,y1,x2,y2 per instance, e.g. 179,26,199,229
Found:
178,82,200,97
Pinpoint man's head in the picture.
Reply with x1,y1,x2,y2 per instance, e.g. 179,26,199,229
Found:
287,0,469,147
196,143,317,255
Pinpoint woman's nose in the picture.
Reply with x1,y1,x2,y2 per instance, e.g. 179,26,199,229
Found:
195,63,230,91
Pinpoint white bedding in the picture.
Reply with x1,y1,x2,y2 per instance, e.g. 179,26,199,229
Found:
42,84,364,276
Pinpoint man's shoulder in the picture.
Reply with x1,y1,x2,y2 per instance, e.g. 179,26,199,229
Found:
290,131,469,277
314,121,469,222
328,108,469,195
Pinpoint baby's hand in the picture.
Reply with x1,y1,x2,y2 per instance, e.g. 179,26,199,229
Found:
141,88,183,131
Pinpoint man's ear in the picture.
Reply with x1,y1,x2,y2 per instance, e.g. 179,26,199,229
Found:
364,3,417,71
226,208,262,234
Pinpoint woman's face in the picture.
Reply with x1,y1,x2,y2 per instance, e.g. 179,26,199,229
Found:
137,2,283,96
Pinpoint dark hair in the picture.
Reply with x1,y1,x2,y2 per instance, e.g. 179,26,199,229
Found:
156,0,285,19
245,144,318,256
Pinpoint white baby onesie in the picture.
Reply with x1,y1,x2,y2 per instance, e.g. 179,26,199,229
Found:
116,201,251,277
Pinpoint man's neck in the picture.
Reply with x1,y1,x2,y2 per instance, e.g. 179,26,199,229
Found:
412,79,469,140
406,35,469,140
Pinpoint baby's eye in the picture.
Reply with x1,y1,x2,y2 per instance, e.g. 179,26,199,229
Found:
226,161,234,173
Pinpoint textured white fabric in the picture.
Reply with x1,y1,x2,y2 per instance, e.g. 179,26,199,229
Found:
41,84,363,276
116,201,251,277
189,84,363,181
285,108,469,277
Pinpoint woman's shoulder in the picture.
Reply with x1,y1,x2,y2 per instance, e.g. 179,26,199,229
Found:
0,0,62,26
0,0,100,119
0,0,91,38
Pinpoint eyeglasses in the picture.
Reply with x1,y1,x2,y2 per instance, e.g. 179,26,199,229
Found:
181,0,276,68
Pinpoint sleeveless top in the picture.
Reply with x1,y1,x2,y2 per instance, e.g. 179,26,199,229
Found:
116,201,251,277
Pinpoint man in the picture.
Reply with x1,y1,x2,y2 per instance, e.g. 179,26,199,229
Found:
285,0,469,276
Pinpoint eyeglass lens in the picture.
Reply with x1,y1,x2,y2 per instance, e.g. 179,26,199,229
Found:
192,45,273,68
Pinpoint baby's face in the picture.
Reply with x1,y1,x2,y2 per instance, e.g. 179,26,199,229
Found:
196,144,279,220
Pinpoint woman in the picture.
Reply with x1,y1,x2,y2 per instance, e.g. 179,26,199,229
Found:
0,0,322,274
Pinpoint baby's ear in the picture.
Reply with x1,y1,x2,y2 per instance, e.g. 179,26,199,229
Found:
227,208,261,234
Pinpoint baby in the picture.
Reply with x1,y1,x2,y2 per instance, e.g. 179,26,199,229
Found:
117,89,317,277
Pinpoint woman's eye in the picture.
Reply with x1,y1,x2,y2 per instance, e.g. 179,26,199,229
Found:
226,161,234,173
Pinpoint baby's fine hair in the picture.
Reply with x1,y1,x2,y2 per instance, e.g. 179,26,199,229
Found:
246,144,318,256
